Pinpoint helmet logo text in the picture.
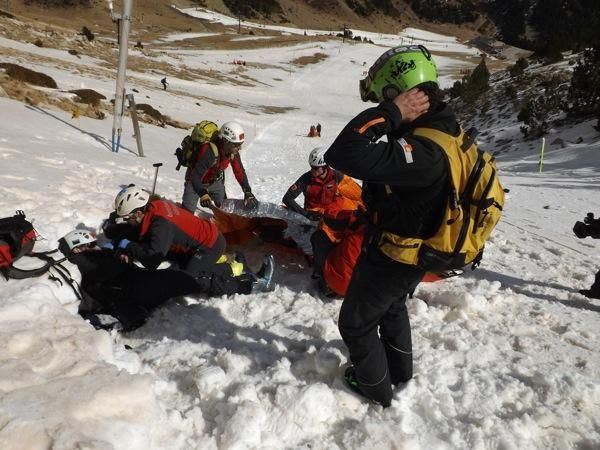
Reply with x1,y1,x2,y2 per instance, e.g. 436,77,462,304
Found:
391,59,416,77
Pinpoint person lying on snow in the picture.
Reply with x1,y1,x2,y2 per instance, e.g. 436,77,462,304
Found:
282,146,363,222
59,230,274,331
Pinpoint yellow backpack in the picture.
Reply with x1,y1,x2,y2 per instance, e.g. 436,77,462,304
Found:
175,120,220,171
378,127,505,271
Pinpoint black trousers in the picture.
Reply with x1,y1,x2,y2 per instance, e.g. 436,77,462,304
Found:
590,269,600,294
183,233,228,277
310,229,336,276
339,241,424,406
84,266,254,330
76,248,253,331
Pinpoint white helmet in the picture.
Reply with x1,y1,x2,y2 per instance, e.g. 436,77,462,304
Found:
308,146,327,167
114,185,150,217
220,121,245,144
59,230,96,253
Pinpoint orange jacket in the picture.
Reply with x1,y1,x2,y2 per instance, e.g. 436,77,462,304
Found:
321,210,366,297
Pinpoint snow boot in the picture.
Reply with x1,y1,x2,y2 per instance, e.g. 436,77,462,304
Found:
343,366,391,408
251,254,274,293
317,277,337,300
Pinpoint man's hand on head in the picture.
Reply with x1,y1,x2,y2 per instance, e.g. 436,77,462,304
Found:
393,88,430,122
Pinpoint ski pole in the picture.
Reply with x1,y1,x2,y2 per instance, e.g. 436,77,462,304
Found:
151,162,163,196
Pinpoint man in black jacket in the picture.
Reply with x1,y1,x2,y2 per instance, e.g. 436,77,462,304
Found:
573,213,600,299
325,45,454,407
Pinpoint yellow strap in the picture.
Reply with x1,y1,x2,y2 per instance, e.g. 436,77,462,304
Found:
413,127,463,150
208,142,219,159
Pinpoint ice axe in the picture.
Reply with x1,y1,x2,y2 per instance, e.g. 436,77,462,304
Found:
150,162,163,196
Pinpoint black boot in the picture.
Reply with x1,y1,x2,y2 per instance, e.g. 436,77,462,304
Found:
343,366,391,408
579,289,600,299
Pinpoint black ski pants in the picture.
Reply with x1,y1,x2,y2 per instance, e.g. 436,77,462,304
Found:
83,265,254,331
310,229,336,277
339,241,424,407
183,233,228,278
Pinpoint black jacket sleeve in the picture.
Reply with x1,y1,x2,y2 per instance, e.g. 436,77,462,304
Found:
324,101,445,187
127,217,173,270
102,212,140,242
191,146,218,197
282,173,311,215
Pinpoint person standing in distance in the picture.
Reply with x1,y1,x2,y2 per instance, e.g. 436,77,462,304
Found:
325,45,454,407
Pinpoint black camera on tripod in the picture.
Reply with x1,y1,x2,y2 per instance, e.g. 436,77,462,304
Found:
573,213,600,239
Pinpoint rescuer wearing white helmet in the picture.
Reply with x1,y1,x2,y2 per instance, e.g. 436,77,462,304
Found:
182,120,258,213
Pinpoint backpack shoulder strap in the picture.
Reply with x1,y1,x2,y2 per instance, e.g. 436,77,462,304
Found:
208,142,219,160
2,250,65,280
49,261,83,300
412,127,465,151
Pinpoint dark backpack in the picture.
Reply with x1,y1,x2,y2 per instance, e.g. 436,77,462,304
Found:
0,211,36,275
0,211,62,280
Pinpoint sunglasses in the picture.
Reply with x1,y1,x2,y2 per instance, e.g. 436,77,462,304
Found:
227,140,242,148
359,77,378,102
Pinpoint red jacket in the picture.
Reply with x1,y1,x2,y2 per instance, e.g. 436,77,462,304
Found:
128,200,219,270
185,140,252,197
305,167,343,211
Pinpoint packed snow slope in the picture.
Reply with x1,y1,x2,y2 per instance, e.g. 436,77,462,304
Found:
1,9,599,450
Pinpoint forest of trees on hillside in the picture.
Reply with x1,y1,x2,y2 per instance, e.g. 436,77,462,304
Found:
409,0,478,24
344,0,399,17
483,0,600,54
221,0,282,18
19,0,600,56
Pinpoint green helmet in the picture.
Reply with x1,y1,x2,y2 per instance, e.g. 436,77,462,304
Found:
360,45,437,103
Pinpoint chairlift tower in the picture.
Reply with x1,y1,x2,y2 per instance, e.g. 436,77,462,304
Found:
109,0,133,152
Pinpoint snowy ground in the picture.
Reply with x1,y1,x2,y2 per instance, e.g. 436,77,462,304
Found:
1,7,600,450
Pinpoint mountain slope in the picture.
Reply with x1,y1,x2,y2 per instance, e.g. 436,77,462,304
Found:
0,7,599,450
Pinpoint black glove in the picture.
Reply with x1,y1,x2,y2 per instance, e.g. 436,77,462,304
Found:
304,210,322,221
573,221,588,239
244,192,258,209
200,193,213,208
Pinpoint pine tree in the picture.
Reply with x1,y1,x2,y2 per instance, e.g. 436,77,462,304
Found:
568,46,600,122
462,58,490,104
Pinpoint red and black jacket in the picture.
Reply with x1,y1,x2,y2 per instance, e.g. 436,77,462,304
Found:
282,167,344,215
324,100,454,240
185,141,252,197
127,199,219,270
